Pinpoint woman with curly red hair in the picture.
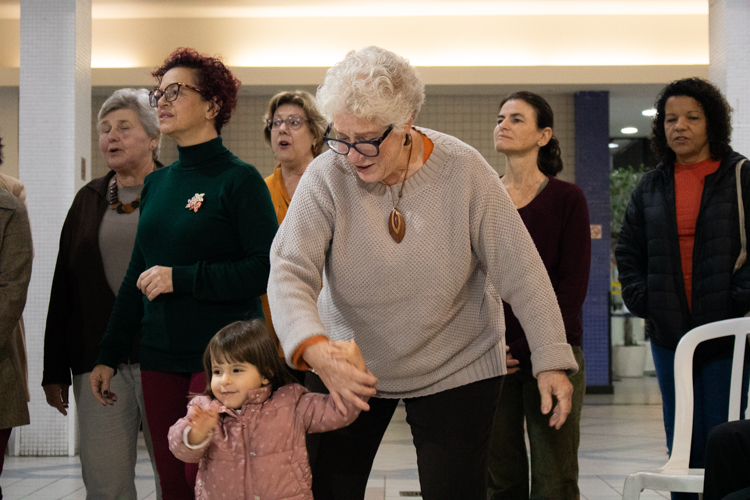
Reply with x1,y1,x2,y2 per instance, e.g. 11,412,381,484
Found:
90,48,278,499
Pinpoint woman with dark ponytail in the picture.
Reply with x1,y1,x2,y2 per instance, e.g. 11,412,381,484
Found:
487,91,591,499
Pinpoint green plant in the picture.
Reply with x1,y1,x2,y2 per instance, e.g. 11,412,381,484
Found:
611,164,646,346
610,164,646,246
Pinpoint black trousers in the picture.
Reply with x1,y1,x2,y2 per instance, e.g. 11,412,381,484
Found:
306,374,503,500
703,419,750,500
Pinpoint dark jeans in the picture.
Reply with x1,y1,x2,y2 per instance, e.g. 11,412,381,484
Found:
703,420,750,500
487,346,585,500
307,375,503,500
141,370,204,500
651,341,750,500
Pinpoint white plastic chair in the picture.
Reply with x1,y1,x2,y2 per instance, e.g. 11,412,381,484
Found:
622,317,750,500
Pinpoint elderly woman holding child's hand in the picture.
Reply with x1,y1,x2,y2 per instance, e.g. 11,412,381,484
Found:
268,45,578,500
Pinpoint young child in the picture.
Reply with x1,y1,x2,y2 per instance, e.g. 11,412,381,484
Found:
168,319,367,500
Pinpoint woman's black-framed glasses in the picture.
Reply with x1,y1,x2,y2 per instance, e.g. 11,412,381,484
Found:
149,82,206,108
323,124,394,157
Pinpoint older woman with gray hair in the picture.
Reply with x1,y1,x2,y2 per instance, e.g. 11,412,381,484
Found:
42,88,162,500
268,46,579,499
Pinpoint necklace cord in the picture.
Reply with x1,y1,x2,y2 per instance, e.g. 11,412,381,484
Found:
386,132,417,244
392,136,414,209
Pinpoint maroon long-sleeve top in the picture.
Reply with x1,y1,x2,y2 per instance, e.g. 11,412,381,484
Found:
503,175,592,372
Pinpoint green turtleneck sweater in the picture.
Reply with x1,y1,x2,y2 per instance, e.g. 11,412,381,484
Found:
97,137,278,373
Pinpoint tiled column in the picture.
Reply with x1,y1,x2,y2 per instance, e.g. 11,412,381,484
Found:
709,0,750,155
18,0,91,456
575,91,613,393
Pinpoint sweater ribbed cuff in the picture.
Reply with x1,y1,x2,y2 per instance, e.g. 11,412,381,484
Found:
530,343,579,378
292,336,329,371
172,264,196,294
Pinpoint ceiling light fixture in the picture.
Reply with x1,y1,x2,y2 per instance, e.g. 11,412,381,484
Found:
621,127,638,134
609,143,620,149
642,109,657,117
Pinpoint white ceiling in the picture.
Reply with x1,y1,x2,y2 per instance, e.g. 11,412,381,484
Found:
1,0,710,15
608,89,663,139
3,0,701,140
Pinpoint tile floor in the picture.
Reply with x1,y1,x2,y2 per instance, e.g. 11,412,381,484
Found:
1,377,672,500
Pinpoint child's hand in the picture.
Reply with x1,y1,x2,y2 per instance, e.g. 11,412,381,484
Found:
331,339,367,373
186,404,219,446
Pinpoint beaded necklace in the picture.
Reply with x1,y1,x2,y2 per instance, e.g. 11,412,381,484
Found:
107,161,159,214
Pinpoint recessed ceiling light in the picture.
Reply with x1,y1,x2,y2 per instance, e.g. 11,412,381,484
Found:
621,127,638,134
642,108,657,117
609,143,619,149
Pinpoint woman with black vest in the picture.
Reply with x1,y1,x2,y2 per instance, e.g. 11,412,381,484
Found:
616,77,750,500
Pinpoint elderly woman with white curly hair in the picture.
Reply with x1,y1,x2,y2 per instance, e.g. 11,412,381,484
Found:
267,46,579,499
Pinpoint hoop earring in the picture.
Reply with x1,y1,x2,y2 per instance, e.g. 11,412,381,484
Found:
404,134,412,146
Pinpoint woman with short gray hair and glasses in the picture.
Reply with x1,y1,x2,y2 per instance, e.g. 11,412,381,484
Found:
42,87,162,500
268,46,579,499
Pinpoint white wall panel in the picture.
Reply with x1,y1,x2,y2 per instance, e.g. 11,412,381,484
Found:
710,0,750,156
18,0,90,456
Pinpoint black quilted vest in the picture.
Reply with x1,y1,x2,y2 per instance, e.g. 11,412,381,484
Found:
616,150,750,350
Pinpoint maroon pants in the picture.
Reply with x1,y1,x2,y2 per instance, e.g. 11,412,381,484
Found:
141,370,204,500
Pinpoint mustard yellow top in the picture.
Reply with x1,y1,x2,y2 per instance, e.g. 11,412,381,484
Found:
265,164,291,225
261,164,291,357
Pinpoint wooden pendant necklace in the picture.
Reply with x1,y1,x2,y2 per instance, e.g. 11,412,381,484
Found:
108,175,141,214
387,137,414,243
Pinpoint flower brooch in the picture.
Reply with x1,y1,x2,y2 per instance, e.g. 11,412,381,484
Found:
186,193,205,213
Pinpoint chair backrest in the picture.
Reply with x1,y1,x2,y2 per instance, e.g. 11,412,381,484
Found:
664,317,750,470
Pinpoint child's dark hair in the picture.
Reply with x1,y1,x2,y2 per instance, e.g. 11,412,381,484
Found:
202,319,295,397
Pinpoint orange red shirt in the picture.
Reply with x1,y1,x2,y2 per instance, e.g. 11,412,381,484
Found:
674,158,721,309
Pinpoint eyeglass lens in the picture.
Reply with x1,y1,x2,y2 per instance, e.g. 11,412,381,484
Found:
270,116,305,130
324,124,393,157
326,140,379,157
149,83,182,107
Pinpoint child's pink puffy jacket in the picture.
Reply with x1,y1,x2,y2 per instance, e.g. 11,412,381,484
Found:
169,383,360,500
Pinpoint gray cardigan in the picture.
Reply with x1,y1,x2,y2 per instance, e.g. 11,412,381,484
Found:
0,185,32,429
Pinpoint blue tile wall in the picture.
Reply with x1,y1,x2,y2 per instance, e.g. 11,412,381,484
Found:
575,91,613,391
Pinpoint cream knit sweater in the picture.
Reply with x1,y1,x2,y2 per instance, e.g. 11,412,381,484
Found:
268,127,578,398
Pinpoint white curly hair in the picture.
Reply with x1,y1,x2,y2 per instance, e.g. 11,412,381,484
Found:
316,46,425,129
